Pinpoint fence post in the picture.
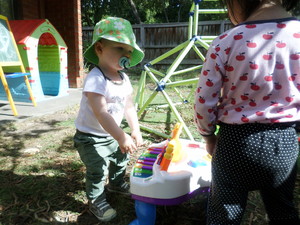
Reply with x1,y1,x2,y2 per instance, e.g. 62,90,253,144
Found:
140,24,145,50
220,20,225,34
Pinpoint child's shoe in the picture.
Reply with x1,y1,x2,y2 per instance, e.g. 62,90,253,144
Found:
89,195,116,222
106,182,130,195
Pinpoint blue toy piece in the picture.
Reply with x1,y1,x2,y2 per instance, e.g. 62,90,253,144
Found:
129,200,156,225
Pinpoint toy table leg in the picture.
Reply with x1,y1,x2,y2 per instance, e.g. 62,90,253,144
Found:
129,200,156,225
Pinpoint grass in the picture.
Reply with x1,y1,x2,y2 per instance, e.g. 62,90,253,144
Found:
131,68,201,140
0,71,299,224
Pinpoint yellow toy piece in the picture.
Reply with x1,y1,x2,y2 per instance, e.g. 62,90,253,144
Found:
170,123,185,162
159,123,188,171
203,153,212,162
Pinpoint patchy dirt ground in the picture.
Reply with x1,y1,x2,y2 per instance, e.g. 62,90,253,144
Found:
0,105,299,225
0,105,208,225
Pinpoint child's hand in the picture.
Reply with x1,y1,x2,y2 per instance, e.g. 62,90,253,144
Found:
206,142,216,156
117,132,137,154
131,130,144,147
203,134,218,156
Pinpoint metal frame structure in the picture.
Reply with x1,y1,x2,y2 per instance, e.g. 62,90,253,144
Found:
135,0,226,140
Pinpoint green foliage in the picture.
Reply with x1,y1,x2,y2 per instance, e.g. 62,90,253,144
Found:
81,0,225,25
292,7,300,18
0,0,14,20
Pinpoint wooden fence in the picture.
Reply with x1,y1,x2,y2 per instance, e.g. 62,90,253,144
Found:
82,20,233,66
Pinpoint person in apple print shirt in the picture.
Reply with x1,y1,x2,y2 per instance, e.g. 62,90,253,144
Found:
194,0,300,224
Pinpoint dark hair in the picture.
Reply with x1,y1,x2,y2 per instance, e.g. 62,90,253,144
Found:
219,0,300,23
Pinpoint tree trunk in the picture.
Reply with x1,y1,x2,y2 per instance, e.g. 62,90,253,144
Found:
164,8,169,23
177,5,182,22
163,0,169,23
127,0,142,24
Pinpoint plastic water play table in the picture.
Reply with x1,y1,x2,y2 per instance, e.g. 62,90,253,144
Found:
129,139,211,225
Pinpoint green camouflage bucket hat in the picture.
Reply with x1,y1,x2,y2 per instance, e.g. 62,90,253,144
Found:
84,17,144,67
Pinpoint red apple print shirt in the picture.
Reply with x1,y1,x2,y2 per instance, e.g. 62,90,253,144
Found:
194,18,300,136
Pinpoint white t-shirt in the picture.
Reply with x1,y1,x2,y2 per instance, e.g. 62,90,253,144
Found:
75,67,133,136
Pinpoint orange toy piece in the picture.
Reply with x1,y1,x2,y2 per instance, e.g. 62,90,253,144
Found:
160,143,174,171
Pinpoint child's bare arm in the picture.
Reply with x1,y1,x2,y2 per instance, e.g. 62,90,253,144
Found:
87,92,137,153
124,95,143,147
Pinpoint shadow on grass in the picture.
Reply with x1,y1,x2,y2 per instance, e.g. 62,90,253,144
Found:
0,132,138,224
0,117,210,224
0,158,208,224
0,169,85,224
2,116,296,224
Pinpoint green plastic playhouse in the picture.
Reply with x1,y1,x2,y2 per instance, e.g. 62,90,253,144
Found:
0,19,68,102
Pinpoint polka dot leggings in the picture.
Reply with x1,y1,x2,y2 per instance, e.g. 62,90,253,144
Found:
207,123,300,225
